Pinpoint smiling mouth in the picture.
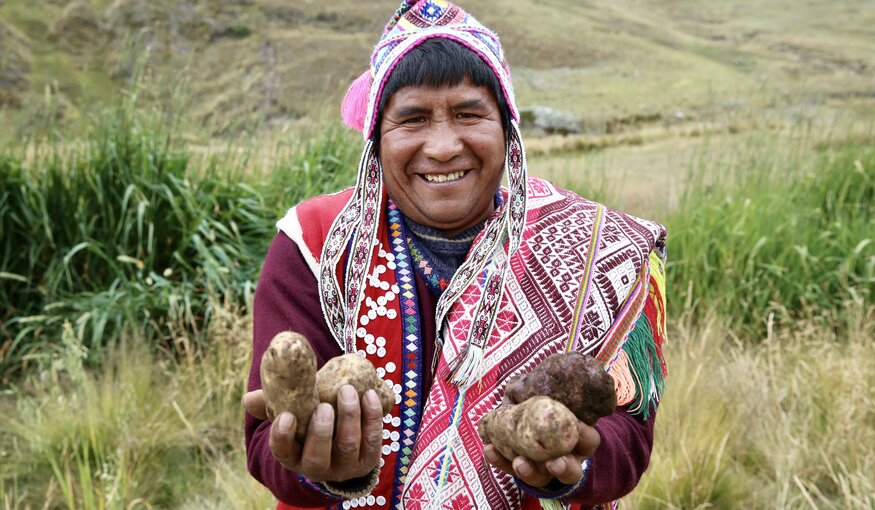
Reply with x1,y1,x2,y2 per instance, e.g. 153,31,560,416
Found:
422,170,468,183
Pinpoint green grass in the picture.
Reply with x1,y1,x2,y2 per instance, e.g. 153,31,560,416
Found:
665,139,874,336
0,90,359,379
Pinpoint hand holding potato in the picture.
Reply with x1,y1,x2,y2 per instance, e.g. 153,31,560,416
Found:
483,420,600,487
478,351,615,488
247,331,394,484
244,385,385,483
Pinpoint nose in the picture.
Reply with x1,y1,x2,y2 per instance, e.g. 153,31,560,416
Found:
421,120,463,162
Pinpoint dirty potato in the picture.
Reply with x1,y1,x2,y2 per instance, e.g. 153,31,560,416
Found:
315,353,395,416
259,331,319,442
478,396,579,462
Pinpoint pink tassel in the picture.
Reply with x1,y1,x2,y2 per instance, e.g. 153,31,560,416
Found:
341,70,372,133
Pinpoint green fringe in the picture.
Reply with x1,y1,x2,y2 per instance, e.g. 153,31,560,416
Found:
623,315,665,420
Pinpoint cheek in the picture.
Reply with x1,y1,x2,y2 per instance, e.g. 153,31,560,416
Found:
380,139,416,178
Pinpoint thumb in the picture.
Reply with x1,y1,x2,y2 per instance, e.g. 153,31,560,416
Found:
243,389,268,420
574,422,601,458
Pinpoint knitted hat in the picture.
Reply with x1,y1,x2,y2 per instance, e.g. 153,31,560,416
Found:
341,0,519,140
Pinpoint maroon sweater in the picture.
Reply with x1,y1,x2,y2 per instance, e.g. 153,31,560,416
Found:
245,232,656,508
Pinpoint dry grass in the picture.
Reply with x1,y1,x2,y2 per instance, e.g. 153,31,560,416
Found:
0,302,274,509
629,308,875,509
3,302,872,508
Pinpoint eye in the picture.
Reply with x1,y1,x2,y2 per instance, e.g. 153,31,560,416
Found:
456,112,479,119
402,116,426,125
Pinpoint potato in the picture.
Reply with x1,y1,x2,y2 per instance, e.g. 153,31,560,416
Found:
260,331,319,442
478,352,617,462
504,351,616,425
260,332,396,444
478,396,579,462
315,353,395,416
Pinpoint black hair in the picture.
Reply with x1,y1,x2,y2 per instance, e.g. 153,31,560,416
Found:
372,37,511,144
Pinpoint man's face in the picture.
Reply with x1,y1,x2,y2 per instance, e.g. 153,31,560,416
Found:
378,81,505,236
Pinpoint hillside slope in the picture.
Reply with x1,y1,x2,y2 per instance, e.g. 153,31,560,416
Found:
1,0,873,138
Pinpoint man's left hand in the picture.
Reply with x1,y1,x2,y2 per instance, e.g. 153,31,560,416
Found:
482,421,600,487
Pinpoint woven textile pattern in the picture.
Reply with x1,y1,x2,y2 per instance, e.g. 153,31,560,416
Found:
400,178,665,509
282,177,665,508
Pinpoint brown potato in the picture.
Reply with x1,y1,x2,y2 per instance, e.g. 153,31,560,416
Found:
260,332,396,444
260,331,319,442
479,352,616,462
478,396,579,462
315,353,395,416
504,351,616,425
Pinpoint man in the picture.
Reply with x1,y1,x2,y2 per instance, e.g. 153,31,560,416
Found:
243,1,667,509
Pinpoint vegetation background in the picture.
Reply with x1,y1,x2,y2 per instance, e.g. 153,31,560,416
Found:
1,0,873,508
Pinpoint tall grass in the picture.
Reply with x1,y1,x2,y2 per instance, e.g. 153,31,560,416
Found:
0,99,359,379
667,141,874,336
0,302,276,509
629,309,875,509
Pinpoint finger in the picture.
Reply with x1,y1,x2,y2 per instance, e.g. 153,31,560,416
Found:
512,457,553,487
574,422,601,458
546,454,583,485
242,389,268,421
300,403,335,477
483,445,515,475
359,389,385,465
333,385,362,461
268,412,301,469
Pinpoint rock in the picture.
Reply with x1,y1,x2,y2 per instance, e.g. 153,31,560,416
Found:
519,106,583,135
50,1,101,54
0,18,31,107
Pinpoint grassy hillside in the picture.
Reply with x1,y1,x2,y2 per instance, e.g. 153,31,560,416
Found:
1,0,874,140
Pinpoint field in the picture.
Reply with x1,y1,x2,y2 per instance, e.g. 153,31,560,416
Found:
1,0,874,509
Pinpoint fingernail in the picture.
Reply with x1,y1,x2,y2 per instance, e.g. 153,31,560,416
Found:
316,403,333,422
548,458,565,472
340,385,357,404
514,459,533,478
277,412,292,435
483,448,496,463
365,389,380,409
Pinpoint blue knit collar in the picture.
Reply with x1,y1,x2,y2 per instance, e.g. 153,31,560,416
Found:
402,189,505,296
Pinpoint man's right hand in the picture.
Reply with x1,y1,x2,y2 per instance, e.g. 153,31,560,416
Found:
243,386,385,483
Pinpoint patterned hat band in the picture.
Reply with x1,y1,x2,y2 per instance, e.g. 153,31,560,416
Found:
341,0,518,138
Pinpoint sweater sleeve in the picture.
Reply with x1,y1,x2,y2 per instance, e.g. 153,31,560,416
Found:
571,404,656,506
244,232,345,506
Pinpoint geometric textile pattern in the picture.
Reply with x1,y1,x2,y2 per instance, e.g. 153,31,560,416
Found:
401,178,665,509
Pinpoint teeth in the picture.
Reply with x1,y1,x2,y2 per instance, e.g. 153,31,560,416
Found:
424,171,465,183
